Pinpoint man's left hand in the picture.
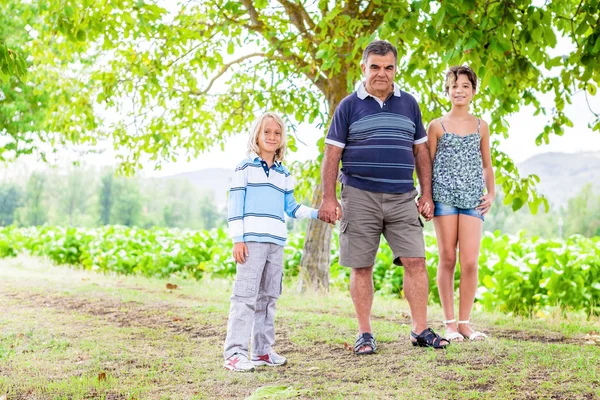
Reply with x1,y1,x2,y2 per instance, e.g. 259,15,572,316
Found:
417,195,434,221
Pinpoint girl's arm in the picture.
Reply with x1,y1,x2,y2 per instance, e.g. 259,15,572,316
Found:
427,119,440,162
284,174,318,220
478,120,495,215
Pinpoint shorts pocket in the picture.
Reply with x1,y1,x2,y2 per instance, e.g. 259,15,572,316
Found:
340,220,349,233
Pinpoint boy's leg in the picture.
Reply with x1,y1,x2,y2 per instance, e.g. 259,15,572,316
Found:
223,242,269,360
252,243,284,357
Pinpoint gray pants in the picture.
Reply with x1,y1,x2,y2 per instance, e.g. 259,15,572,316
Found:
223,242,284,360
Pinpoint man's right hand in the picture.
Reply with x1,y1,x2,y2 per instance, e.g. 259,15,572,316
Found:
319,198,342,224
233,242,249,264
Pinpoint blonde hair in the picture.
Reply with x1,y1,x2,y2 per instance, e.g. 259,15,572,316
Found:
247,112,287,162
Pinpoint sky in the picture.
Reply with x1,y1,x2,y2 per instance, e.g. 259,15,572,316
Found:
143,88,600,177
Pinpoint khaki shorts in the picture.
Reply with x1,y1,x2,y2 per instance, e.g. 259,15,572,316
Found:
339,185,425,268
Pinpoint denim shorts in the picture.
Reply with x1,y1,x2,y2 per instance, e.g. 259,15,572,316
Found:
433,201,484,221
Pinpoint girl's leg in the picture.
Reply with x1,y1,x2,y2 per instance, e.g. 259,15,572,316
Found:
433,215,460,337
252,243,284,357
456,214,483,339
223,242,268,360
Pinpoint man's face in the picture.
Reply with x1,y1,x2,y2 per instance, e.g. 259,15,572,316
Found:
361,52,396,95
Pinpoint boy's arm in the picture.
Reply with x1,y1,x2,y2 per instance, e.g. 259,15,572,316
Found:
227,164,248,242
283,175,318,220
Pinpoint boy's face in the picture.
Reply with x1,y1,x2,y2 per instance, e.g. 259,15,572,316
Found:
448,74,475,106
361,52,396,96
257,117,282,159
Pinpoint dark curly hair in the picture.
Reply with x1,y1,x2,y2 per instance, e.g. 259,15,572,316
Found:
444,65,478,94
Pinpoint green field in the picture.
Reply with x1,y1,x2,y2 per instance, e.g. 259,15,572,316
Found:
1,255,599,399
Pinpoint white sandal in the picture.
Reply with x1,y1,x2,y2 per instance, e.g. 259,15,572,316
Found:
442,319,464,342
458,320,488,340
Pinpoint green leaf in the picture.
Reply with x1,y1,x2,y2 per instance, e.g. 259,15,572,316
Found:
489,76,503,95
512,197,523,211
592,35,600,55
588,84,597,96
245,385,306,399
227,41,234,55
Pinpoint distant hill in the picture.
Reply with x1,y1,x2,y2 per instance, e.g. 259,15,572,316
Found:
163,168,234,206
517,151,600,207
161,151,600,209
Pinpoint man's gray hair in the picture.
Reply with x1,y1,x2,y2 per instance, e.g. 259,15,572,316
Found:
361,40,398,64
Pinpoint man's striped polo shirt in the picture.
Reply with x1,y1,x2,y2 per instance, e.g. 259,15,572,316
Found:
325,82,427,194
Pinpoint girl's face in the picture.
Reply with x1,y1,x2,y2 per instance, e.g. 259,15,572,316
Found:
257,117,282,159
448,74,475,107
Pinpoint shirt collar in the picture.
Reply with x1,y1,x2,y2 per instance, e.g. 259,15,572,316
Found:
355,81,402,100
249,152,282,168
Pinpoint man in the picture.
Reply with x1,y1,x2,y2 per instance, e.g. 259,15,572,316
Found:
318,40,449,354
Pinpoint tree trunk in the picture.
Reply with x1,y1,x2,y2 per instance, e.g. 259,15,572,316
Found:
297,184,332,292
297,80,349,293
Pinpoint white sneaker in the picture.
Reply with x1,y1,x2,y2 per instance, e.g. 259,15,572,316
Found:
252,352,287,367
223,353,255,372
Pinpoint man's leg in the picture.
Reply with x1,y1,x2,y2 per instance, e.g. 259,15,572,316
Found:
350,266,374,340
399,257,429,334
339,185,383,354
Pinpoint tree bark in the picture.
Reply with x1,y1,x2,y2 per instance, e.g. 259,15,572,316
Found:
297,82,348,293
297,184,332,292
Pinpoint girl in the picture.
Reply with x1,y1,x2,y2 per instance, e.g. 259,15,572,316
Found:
427,65,495,342
223,111,318,371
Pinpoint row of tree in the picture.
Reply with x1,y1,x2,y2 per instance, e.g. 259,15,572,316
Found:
0,169,225,230
485,184,600,238
1,165,598,238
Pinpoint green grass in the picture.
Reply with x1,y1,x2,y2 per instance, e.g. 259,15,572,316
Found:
0,255,599,399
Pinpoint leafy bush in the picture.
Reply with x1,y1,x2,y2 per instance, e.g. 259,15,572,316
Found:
1,226,598,315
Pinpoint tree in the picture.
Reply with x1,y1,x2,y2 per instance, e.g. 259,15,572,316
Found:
159,179,196,228
17,172,47,226
198,191,226,230
55,168,91,226
563,184,600,237
0,1,93,161
6,0,600,290
111,178,143,227
98,170,114,225
0,183,23,225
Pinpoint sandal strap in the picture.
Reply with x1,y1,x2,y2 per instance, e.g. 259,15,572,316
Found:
458,320,470,324
354,332,376,353
468,331,488,340
411,328,449,349
442,319,456,324
445,331,465,341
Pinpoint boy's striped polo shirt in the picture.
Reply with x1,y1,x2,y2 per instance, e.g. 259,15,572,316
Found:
228,152,318,246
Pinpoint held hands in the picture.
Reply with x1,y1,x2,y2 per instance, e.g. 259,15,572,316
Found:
477,193,495,215
233,242,249,264
417,194,434,221
318,198,342,224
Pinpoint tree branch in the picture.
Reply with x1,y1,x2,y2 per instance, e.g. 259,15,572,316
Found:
237,0,325,92
584,86,600,118
200,52,269,93
360,0,377,20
